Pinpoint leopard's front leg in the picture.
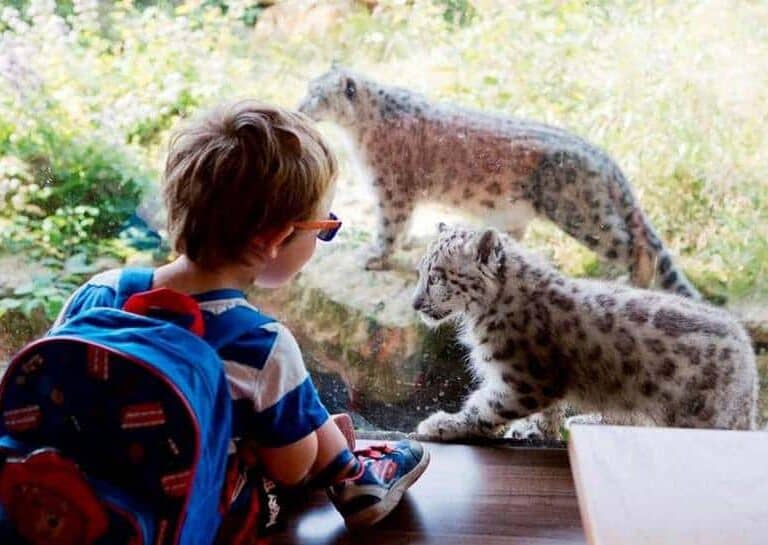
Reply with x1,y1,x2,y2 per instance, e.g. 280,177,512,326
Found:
365,177,415,270
416,388,504,441
416,383,544,441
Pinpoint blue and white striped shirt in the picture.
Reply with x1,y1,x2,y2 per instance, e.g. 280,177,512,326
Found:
53,268,330,447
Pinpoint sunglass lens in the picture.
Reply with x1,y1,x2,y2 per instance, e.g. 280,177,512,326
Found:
317,212,341,242
317,229,335,241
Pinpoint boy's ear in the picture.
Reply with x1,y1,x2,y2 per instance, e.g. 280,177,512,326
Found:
250,225,294,260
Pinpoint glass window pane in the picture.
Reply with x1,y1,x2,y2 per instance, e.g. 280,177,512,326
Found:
1,1,766,440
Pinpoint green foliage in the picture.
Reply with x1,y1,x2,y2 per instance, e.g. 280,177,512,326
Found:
0,269,82,321
0,0,77,22
0,2,151,318
201,0,267,26
0,0,766,321
1,130,146,237
0,101,147,270
434,0,476,26
127,89,199,146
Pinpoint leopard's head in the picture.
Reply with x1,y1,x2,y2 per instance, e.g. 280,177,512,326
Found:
298,65,379,129
412,224,507,326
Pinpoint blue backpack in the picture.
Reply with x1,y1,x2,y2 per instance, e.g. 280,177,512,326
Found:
0,270,257,545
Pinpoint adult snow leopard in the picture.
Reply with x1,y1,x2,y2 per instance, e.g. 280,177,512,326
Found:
298,66,700,299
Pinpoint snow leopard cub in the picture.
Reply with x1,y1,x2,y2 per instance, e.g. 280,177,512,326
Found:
413,225,757,440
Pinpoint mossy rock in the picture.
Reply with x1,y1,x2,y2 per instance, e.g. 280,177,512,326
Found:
0,254,52,363
0,307,49,364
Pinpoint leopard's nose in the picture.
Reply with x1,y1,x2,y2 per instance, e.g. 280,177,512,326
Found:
412,294,426,311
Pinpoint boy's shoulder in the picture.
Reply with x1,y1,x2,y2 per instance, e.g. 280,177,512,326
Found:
187,288,301,369
210,304,300,370
72,267,124,298
69,267,139,303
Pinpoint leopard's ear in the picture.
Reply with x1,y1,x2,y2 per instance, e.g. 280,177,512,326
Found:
437,222,448,233
477,229,500,266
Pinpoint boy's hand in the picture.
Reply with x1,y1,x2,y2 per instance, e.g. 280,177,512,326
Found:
331,413,356,451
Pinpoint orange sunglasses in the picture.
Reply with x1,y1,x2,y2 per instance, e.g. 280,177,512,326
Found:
292,212,342,241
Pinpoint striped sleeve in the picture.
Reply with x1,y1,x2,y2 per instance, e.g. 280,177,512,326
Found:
221,322,329,447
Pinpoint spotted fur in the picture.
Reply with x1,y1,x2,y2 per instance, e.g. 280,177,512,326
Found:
299,66,700,298
412,225,757,440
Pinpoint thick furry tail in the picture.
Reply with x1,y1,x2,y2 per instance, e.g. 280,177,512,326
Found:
630,207,701,299
625,206,702,299
601,160,701,299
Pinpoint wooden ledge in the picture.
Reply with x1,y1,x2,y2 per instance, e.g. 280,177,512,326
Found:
272,441,584,545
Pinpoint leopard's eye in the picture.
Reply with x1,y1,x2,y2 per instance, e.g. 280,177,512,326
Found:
344,79,356,99
429,268,446,285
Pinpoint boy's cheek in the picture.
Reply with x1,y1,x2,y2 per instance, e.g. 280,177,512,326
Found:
298,237,318,267
255,236,317,288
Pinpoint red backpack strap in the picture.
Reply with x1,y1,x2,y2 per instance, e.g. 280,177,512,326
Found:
123,289,205,337
116,268,205,337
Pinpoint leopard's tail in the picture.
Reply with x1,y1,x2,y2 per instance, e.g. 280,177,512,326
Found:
608,165,702,300
624,206,702,299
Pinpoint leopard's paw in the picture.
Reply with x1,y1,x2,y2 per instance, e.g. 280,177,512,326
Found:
504,416,546,441
416,411,471,441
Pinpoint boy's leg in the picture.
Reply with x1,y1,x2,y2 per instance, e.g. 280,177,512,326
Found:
298,413,357,489
311,415,357,473
216,414,356,545
309,418,430,529
251,413,430,530
325,439,430,529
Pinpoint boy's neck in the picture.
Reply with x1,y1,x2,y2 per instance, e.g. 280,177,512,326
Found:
153,255,256,295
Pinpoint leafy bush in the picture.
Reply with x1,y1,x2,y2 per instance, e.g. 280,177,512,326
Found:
0,121,147,318
0,2,152,319
435,0,477,26
1,127,146,238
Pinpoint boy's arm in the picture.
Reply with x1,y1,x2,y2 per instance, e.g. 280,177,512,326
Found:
224,322,331,485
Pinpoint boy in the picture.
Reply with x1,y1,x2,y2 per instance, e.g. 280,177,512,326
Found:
52,100,430,533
